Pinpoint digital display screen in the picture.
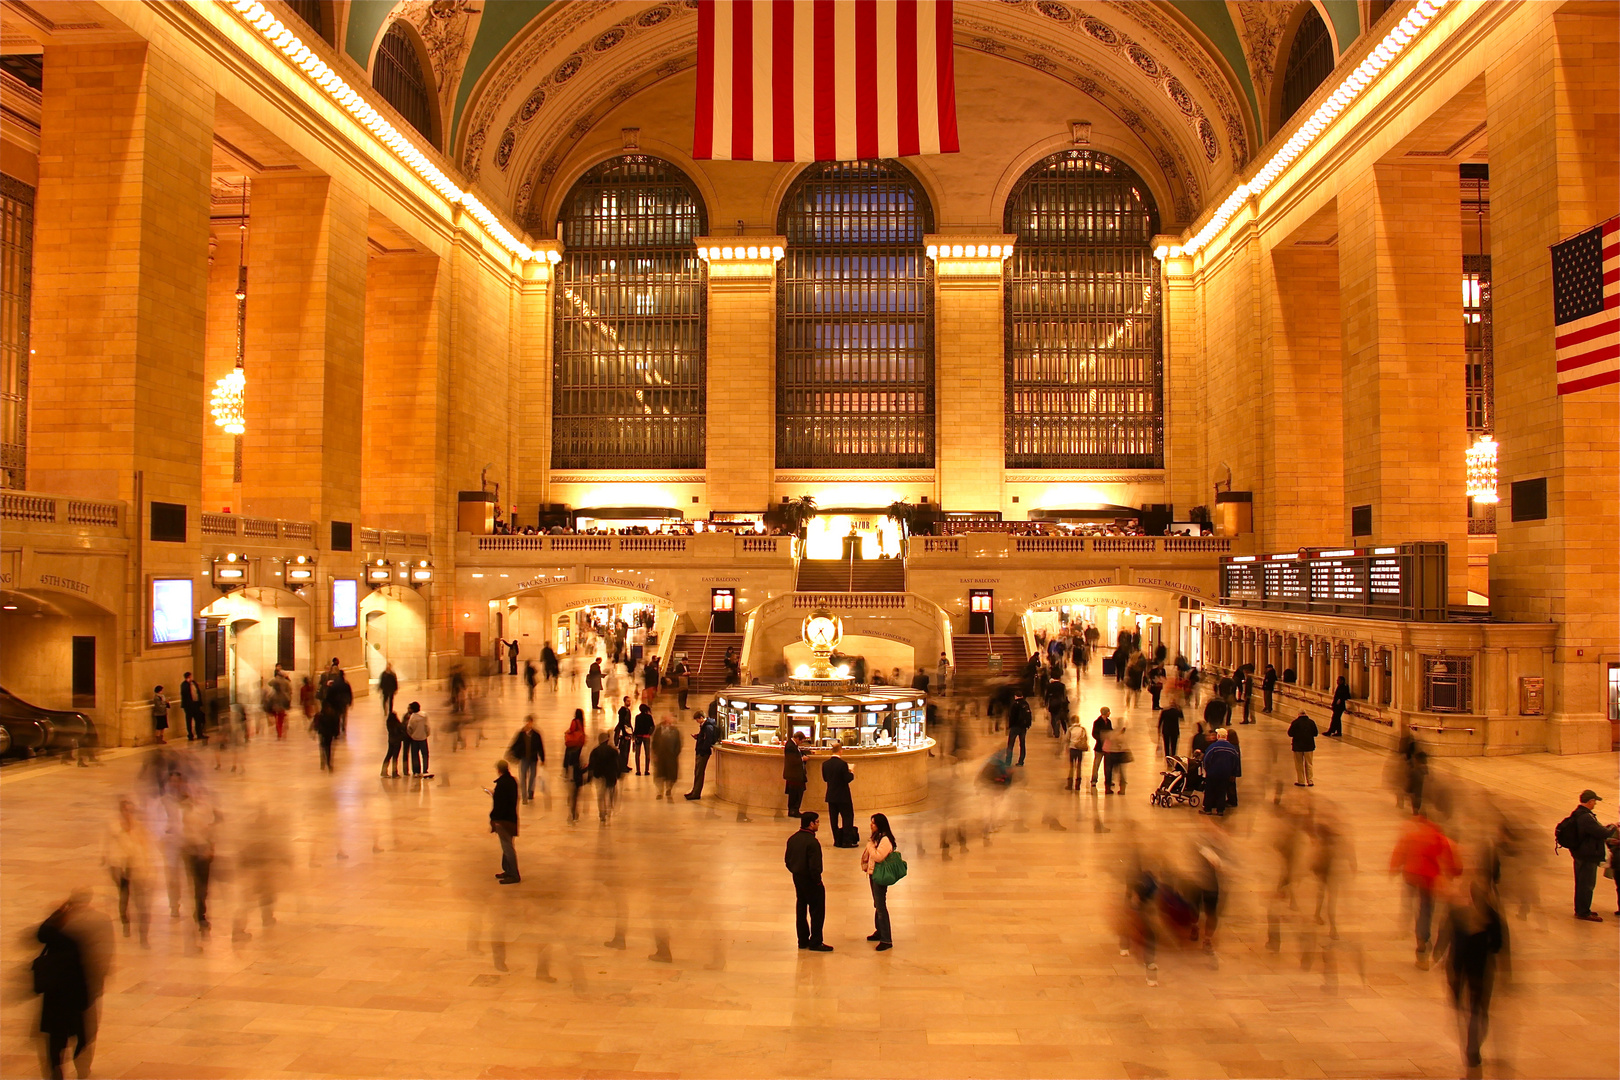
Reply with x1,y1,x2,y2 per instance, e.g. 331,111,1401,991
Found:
331,578,358,630
151,578,194,645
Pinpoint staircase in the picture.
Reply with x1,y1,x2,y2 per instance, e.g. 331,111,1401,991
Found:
795,557,906,592
670,632,745,695
952,634,1029,675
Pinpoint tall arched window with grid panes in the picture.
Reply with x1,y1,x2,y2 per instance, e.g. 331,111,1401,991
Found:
552,156,708,470
776,160,935,469
1003,150,1163,469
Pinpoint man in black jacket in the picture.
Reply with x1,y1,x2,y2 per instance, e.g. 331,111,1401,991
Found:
783,733,808,818
1287,711,1318,786
1568,790,1614,921
377,663,398,719
508,716,547,804
179,672,204,741
1157,703,1183,760
489,761,520,883
587,733,621,822
784,812,832,951
1089,708,1114,788
1006,691,1033,766
822,743,856,845
1261,665,1278,713
684,711,718,800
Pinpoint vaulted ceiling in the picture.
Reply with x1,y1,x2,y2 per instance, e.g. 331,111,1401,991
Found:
338,1,1377,227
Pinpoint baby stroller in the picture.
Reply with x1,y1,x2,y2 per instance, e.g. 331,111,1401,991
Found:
1151,755,1202,807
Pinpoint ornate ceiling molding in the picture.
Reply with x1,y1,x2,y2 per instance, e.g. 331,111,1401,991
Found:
458,0,1257,225
1226,0,1300,124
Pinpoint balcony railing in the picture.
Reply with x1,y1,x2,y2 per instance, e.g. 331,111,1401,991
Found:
470,533,790,557
200,513,427,552
1,492,123,531
920,533,1234,556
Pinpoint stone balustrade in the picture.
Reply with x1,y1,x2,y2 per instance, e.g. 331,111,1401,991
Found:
0,491,122,531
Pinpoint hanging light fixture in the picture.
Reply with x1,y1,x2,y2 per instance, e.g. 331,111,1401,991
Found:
212,181,249,436
1465,434,1499,504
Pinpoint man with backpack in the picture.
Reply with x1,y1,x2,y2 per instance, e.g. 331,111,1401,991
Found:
1557,789,1615,922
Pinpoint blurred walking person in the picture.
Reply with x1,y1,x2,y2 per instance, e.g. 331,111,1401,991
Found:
1436,871,1505,1070
860,813,899,950
314,702,341,772
651,713,683,799
378,662,398,719
102,798,154,945
172,775,220,936
1390,810,1459,967
489,760,520,883
588,732,621,823
1157,702,1182,760
508,715,547,805
31,894,110,1080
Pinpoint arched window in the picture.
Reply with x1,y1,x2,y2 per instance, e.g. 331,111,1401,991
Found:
553,156,708,470
777,160,934,469
373,22,435,146
1003,150,1162,469
1280,7,1335,126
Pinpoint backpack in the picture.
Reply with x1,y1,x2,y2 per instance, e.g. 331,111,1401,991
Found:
1554,811,1581,856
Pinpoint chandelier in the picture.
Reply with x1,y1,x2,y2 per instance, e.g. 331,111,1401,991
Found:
211,367,246,433
213,182,249,436
1465,434,1498,503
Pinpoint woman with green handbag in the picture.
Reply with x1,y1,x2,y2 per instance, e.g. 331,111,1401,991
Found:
861,814,904,951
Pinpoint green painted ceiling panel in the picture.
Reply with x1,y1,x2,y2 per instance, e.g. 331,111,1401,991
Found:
1321,1,1364,55
345,0,396,68
1166,1,1259,132
453,2,557,140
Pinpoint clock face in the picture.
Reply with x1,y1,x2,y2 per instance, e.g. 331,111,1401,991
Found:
803,615,840,649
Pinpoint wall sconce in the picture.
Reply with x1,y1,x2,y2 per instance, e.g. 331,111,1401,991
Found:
211,552,252,591
285,554,316,590
367,559,393,587
410,560,434,585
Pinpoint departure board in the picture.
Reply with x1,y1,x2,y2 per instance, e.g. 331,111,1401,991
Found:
1219,543,1447,621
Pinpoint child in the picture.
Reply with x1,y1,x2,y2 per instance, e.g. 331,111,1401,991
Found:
150,686,169,743
1065,719,1089,790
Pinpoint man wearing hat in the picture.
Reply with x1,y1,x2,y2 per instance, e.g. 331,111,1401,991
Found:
784,812,832,951
1566,790,1615,922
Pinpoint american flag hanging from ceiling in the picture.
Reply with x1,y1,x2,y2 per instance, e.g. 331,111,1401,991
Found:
1551,215,1619,396
693,0,960,162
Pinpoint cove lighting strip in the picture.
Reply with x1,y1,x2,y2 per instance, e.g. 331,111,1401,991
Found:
1169,0,1451,261
223,0,556,266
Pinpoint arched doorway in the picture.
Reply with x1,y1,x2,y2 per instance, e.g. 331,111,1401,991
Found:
360,585,429,682
199,586,311,708
0,586,118,728
502,582,679,676
1022,585,1193,663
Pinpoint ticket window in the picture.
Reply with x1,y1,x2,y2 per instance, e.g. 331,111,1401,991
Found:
711,588,736,633
969,590,994,634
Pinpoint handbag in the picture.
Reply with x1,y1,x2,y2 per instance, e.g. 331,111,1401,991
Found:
872,850,908,887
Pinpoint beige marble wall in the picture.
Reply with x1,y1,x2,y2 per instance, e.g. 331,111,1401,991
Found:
362,251,444,534
1485,9,1620,749
1336,161,1468,600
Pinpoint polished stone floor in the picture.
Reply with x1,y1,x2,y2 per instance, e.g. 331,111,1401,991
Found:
2,666,1615,1080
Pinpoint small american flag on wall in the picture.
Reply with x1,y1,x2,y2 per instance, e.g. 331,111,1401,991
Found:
1551,215,1619,395
693,0,959,163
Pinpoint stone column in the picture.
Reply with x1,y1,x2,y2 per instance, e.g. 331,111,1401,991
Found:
28,42,214,746
699,239,781,513
1159,245,1204,516
362,250,445,534
239,175,369,528
929,235,1013,513
1260,244,1344,551
1486,10,1619,750
514,244,560,520
1337,162,1469,602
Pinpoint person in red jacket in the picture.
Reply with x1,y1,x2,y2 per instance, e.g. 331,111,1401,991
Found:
1390,811,1459,968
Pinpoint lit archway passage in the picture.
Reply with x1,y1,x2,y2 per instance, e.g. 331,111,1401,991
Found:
1003,150,1163,469
552,156,708,469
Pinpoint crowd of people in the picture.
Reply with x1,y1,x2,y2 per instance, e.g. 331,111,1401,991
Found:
18,632,1619,1080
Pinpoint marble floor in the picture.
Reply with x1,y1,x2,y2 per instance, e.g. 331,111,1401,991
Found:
2,667,1615,1080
